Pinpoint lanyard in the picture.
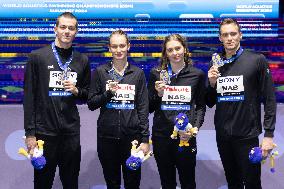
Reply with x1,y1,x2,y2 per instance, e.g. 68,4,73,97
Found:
167,63,185,78
212,47,243,67
108,62,127,82
51,42,73,79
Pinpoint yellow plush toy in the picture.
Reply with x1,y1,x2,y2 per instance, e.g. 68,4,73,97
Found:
171,113,198,147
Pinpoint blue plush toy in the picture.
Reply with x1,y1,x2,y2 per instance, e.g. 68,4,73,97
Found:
249,145,279,173
171,113,198,148
18,139,46,170
126,140,153,171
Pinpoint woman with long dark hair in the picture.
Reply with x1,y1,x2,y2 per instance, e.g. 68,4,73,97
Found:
148,34,206,189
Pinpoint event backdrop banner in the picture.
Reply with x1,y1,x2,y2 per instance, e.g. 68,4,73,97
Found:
0,0,279,18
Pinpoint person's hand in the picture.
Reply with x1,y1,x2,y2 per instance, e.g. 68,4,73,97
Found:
63,80,78,95
208,65,220,87
139,143,150,155
155,81,166,97
107,80,119,94
261,137,274,158
25,136,37,154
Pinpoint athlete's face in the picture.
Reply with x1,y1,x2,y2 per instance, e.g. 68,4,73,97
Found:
54,16,77,47
165,39,185,65
109,34,130,61
219,23,242,52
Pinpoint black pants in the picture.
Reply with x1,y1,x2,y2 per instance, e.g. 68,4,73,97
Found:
34,134,81,189
97,137,141,189
152,137,197,189
216,136,261,189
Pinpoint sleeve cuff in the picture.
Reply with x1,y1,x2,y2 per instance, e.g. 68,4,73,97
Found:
264,130,274,138
141,136,150,143
77,87,81,97
25,129,35,137
104,90,114,100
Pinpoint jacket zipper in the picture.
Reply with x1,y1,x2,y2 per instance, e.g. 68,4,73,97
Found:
118,110,121,139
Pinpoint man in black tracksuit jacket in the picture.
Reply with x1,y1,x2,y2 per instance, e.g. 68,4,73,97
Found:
207,18,276,189
87,30,149,189
24,12,90,189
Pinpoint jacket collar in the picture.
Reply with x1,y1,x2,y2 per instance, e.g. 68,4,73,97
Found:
104,61,134,74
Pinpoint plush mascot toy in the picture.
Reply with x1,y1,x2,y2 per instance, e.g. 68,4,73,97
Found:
171,113,198,148
18,139,46,170
126,140,153,171
249,144,279,173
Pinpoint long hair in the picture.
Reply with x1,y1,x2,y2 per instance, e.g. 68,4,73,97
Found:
160,34,192,70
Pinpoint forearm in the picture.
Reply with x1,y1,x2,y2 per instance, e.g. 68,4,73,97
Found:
87,90,114,111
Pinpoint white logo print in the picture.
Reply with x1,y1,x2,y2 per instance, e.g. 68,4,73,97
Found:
48,65,54,69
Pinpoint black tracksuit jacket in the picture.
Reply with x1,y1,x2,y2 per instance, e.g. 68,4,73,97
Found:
24,45,91,136
206,49,276,138
87,62,150,143
148,64,206,138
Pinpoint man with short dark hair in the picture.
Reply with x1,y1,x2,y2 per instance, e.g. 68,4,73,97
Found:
206,18,276,189
24,12,90,189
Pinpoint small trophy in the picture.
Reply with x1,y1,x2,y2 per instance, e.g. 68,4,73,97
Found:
160,69,170,84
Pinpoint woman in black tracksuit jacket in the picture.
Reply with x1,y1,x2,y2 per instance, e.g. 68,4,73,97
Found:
148,34,206,189
87,30,150,189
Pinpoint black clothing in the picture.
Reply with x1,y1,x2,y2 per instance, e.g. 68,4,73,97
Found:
55,46,72,59
148,64,206,138
24,45,90,137
216,136,261,189
88,61,149,188
152,137,197,189
206,49,276,189
87,62,149,143
148,64,206,189
34,134,81,189
24,44,90,189
97,137,141,189
206,49,276,138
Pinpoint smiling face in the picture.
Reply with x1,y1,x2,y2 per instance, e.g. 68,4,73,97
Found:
219,23,242,54
165,39,185,65
54,16,77,48
109,33,130,62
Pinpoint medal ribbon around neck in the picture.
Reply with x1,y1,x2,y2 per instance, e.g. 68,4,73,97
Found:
108,62,126,82
51,42,73,80
167,62,185,78
212,47,243,67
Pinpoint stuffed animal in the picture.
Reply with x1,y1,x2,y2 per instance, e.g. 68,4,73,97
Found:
171,113,198,147
249,144,279,173
18,139,46,170
126,140,153,171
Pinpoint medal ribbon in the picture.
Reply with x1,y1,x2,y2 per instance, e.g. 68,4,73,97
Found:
51,42,73,79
